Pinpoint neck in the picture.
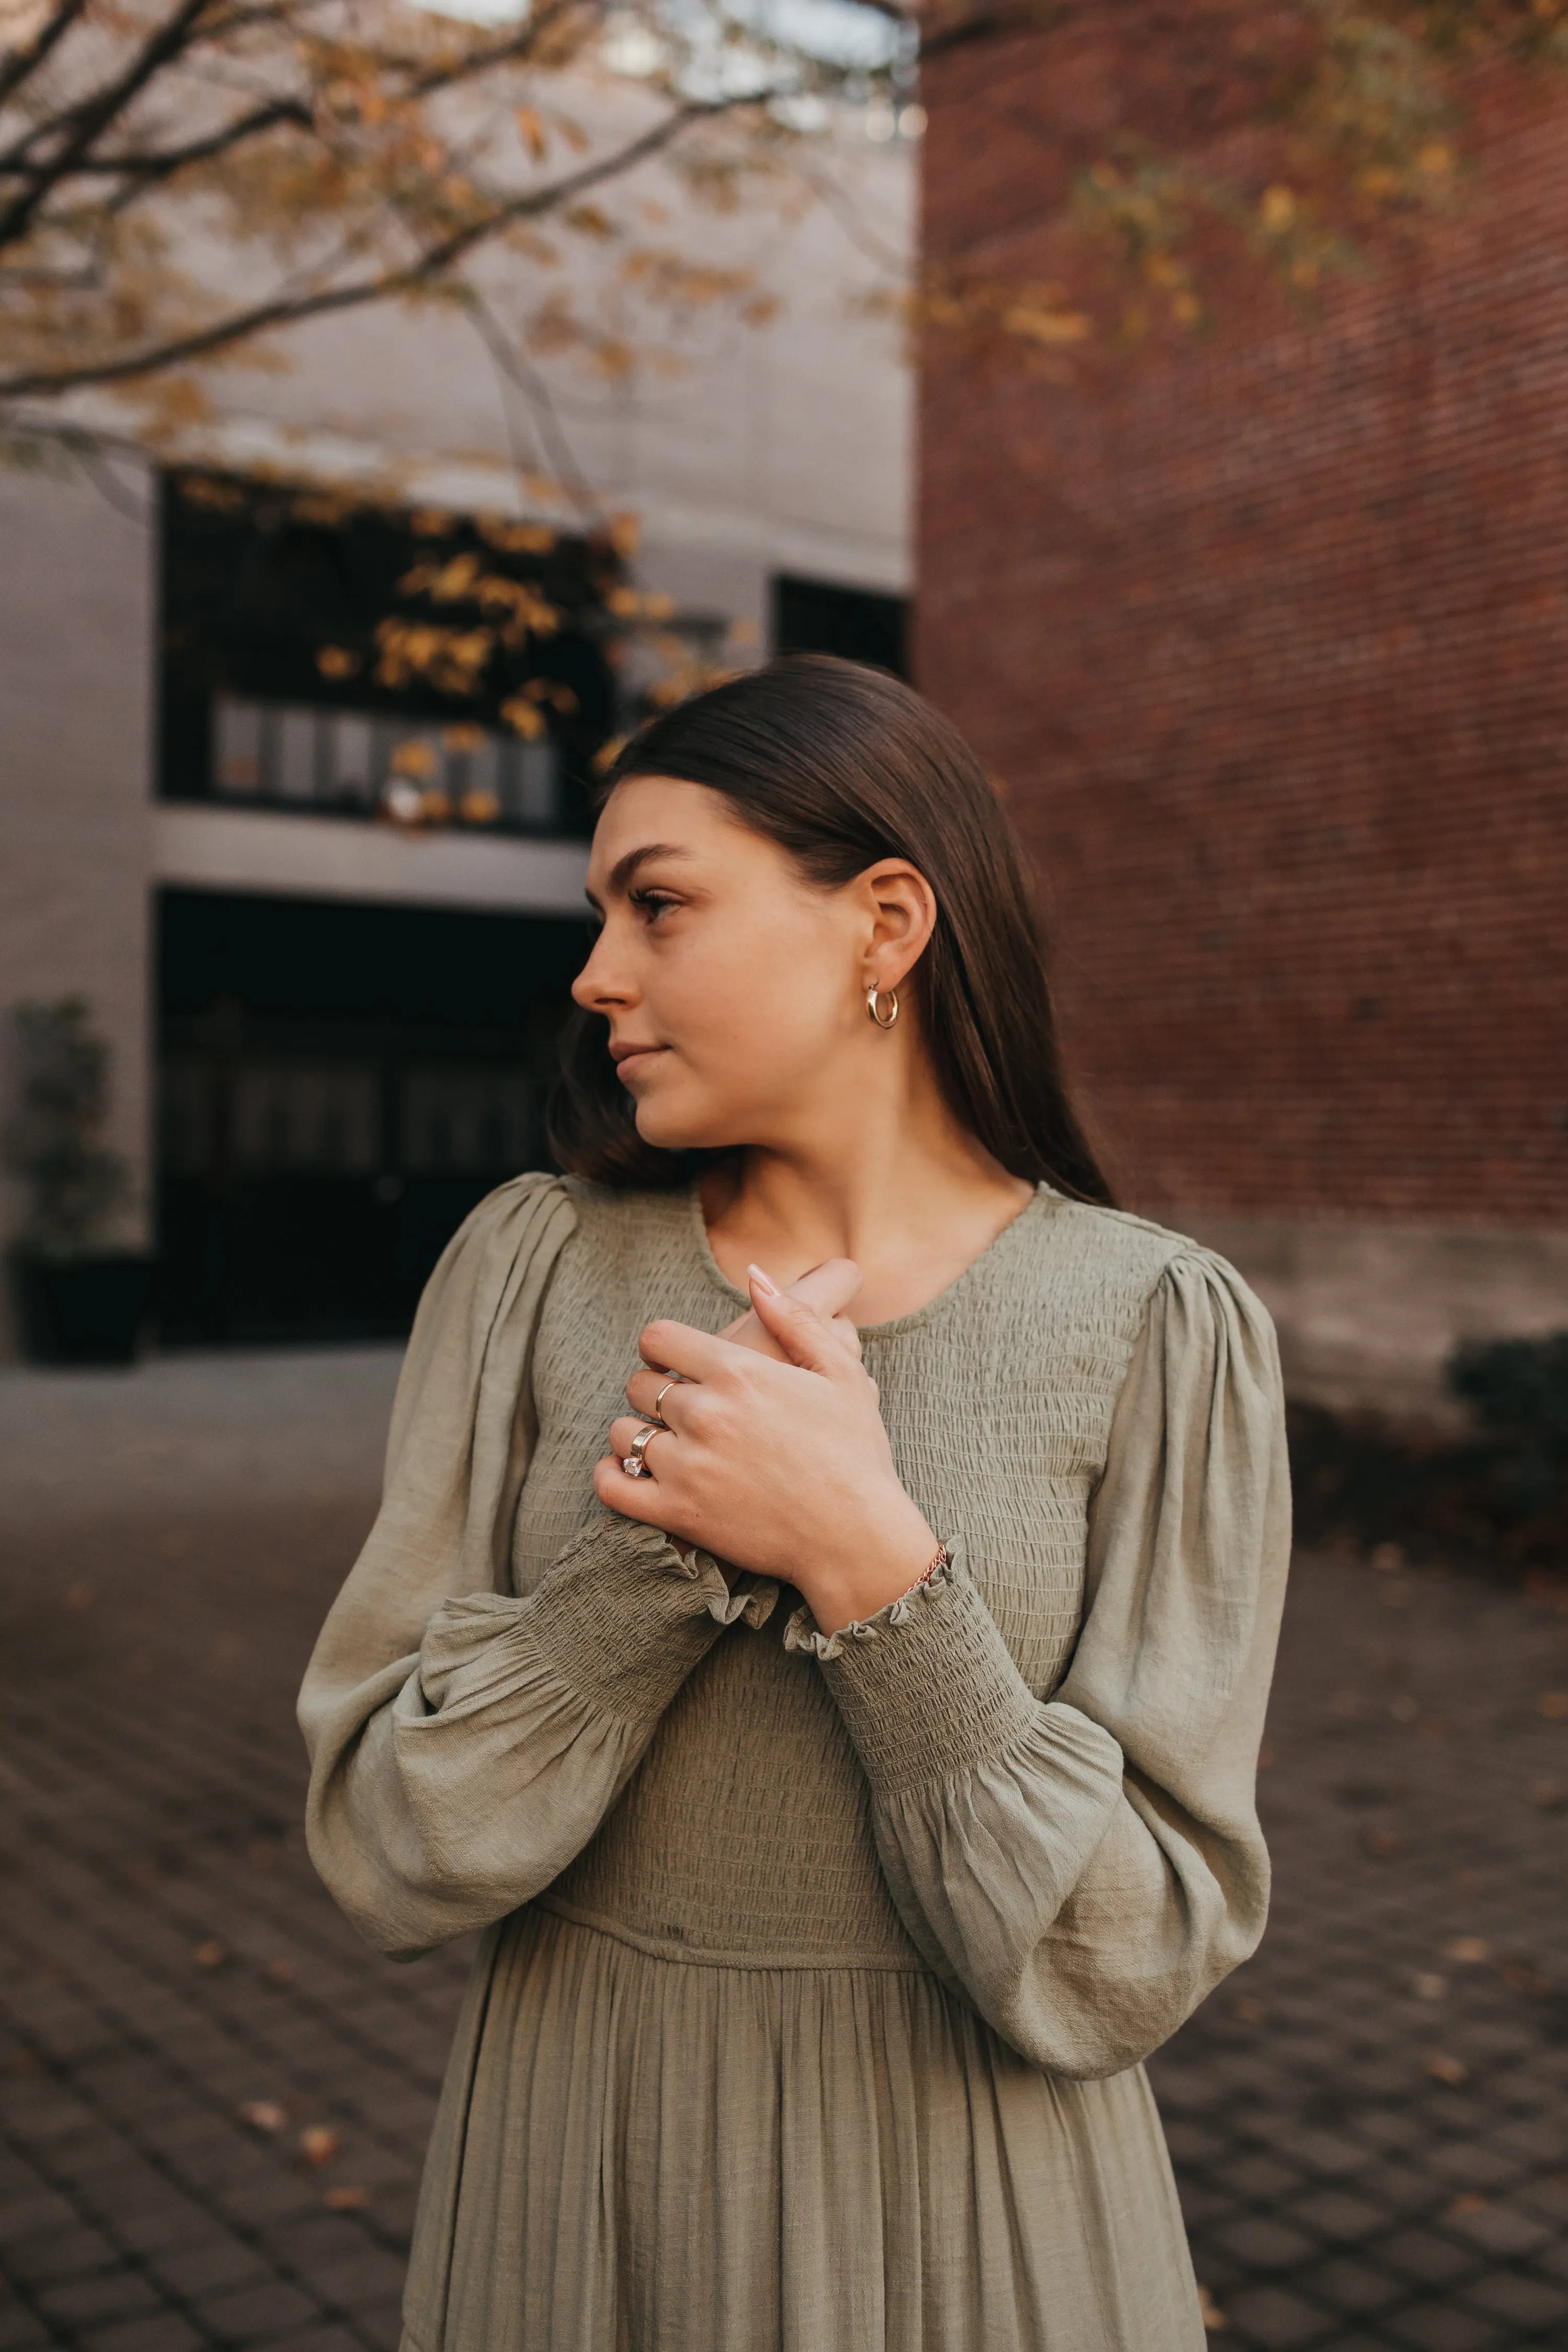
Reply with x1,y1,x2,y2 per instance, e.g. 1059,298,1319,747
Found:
699,1053,1034,1321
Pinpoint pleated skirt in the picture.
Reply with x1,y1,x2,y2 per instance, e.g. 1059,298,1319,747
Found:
400,1906,1204,2352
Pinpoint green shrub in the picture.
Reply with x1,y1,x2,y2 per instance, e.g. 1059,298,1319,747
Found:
3,998,132,1260
1447,1332,1568,1523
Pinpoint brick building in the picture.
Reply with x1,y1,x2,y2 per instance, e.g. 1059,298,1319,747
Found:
918,12,1568,1418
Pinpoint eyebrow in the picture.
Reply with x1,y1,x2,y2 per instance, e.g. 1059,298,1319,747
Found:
584,840,694,913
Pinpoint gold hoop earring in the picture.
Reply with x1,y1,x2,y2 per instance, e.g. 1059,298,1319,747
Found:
867,987,900,1031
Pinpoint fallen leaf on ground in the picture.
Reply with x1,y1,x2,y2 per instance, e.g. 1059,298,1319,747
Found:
325,2184,373,2211
1449,2192,1489,2216
299,2126,342,2167
1197,2282,1228,2331
1412,1974,1447,2001
193,1940,227,1969
1444,1937,1490,1964
238,2101,287,2134
1497,1957,1551,1997
1425,2051,1468,2086
264,1959,296,1987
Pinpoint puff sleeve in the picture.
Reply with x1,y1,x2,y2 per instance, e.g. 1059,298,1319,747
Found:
298,1175,764,1961
800,1247,1290,2078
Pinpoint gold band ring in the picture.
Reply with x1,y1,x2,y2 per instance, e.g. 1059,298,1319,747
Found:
652,1376,683,1424
622,1421,666,1479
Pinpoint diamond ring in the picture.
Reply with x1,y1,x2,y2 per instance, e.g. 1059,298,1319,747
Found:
621,1422,665,1479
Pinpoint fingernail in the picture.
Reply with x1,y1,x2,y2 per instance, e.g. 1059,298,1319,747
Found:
747,1263,778,1297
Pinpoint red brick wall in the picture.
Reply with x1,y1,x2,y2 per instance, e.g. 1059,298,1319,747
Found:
918,14,1568,1225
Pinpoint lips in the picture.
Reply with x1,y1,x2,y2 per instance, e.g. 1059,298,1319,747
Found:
610,1042,666,1076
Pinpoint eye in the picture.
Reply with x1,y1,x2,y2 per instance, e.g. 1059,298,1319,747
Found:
630,888,680,923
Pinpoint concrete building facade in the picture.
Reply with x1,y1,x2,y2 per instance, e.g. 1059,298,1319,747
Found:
0,102,914,1354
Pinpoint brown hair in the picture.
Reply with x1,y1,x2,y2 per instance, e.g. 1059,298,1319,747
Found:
548,654,1113,1204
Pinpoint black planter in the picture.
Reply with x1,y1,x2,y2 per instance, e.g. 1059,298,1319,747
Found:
10,1252,155,1366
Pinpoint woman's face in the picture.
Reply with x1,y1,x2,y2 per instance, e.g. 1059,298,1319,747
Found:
574,774,923,1155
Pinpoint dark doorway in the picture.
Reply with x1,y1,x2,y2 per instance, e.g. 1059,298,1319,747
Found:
771,574,909,679
156,890,592,1345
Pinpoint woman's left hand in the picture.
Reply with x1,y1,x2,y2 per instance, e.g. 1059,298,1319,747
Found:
595,1270,939,1636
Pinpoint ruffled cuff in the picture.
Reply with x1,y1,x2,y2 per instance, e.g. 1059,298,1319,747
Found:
524,1511,778,1727
791,1541,1037,1796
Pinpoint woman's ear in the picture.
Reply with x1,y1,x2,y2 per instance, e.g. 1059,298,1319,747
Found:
857,859,938,991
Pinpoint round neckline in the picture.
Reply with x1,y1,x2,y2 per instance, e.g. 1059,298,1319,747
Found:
684,1178,1053,1341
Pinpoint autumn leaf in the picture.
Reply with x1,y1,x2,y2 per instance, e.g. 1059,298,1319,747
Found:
194,1940,227,1969
500,696,547,740
298,2126,342,2167
238,2100,287,2133
390,740,439,779
515,108,548,163
1424,2051,1468,2085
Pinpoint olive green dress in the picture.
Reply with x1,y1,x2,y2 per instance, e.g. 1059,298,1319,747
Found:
298,1173,1290,2352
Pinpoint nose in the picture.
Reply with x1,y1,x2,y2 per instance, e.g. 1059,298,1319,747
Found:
571,924,635,1015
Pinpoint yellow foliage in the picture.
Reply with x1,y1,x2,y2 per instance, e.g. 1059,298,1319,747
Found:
998,301,1091,348
1260,185,1297,233
500,695,548,740
478,517,557,555
390,738,438,778
375,617,492,694
515,107,548,163
317,646,359,679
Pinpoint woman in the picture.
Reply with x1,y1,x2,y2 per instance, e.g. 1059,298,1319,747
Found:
299,654,1290,2352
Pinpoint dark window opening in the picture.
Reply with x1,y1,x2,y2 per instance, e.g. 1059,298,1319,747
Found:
159,472,621,839
156,888,591,1345
772,574,908,679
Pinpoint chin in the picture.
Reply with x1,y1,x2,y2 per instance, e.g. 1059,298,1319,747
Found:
631,1088,734,1156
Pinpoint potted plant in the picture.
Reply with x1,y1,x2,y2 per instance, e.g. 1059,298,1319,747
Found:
4,998,153,1365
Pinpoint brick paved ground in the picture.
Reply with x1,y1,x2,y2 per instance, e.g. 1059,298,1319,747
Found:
2,1353,1567,2351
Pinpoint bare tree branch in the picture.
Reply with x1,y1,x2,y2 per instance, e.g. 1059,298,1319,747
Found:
0,0,93,112
0,0,217,245
0,93,745,398
0,0,579,200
